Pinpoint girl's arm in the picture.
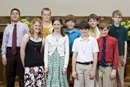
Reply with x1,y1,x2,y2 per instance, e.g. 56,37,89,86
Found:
20,33,29,67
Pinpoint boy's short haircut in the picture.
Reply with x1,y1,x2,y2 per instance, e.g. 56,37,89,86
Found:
87,14,99,21
41,7,51,15
10,8,20,16
79,20,90,29
99,22,110,30
112,10,122,17
65,14,76,23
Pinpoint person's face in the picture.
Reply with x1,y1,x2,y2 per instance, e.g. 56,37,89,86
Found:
112,15,122,24
66,20,75,30
41,10,51,22
80,28,89,36
99,28,109,37
33,21,41,33
53,20,62,32
88,19,99,28
10,10,20,22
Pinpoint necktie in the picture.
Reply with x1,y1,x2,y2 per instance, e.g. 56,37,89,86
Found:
100,37,106,66
12,24,17,55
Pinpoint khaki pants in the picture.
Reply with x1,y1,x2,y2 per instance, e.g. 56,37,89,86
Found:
74,63,94,87
97,66,115,87
94,71,99,87
114,56,124,87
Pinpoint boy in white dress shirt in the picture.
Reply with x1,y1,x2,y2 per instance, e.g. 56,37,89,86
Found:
72,20,99,87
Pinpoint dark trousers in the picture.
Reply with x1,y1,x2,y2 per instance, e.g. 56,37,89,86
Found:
67,56,74,86
6,47,24,87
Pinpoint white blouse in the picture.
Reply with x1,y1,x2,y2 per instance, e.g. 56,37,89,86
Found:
44,34,69,68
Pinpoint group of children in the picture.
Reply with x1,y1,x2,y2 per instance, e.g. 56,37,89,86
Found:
1,7,128,87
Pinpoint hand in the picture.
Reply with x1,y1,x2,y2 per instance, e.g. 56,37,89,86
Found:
72,71,77,78
110,69,116,80
2,58,7,66
89,70,95,80
62,67,67,74
44,68,48,75
122,57,126,66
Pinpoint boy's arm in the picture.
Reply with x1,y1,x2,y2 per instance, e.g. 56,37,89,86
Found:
72,52,78,78
113,39,119,69
92,52,98,71
89,52,98,79
123,41,127,66
110,39,119,79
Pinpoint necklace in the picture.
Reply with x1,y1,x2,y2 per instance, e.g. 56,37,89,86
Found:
33,35,39,40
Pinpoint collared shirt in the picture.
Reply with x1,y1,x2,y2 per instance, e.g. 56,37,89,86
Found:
1,21,29,58
97,35,119,69
64,28,81,56
89,27,100,39
42,22,53,38
44,34,69,68
109,23,128,55
72,36,99,62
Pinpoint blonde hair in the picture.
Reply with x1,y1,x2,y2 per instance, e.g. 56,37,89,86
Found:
112,10,122,17
29,18,43,38
41,7,51,15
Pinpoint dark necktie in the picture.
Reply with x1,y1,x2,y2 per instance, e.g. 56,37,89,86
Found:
12,24,17,55
100,37,106,66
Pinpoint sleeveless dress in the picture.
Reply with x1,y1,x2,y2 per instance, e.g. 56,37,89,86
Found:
24,39,45,87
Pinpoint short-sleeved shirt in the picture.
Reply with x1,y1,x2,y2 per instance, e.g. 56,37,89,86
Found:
109,23,128,55
72,36,99,62
64,28,81,56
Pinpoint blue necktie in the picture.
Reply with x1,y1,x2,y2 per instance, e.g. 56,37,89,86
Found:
100,37,106,66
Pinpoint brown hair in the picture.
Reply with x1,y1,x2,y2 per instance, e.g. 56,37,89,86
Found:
112,10,122,17
52,16,65,37
29,18,43,37
79,20,90,29
41,7,51,15
87,14,99,21
65,14,76,23
98,22,110,30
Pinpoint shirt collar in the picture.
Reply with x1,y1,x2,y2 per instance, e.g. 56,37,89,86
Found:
79,35,91,41
64,28,76,33
11,21,20,27
100,35,109,39
112,23,121,29
42,21,52,29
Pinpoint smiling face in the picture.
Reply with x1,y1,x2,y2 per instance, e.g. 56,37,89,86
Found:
88,18,99,28
99,27,109,37
66,20,75,30
10,10,20,22
53,20,62,32
33,21,41,34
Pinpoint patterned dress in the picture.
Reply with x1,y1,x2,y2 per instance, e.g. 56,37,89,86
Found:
24,39,45,87
46,49,69,87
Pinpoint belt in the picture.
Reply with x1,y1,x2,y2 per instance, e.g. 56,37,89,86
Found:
7,47,20,50
76,61,93,65
99,63,113,67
